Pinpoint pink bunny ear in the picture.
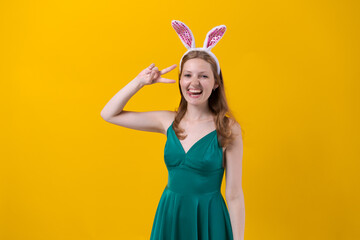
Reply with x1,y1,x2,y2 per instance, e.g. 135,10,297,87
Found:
203,25,226,50
171,20,195,49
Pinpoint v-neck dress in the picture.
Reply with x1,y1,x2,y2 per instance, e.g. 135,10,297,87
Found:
150,121,234,240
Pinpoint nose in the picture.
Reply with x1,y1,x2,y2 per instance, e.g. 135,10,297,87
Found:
190,76,201,83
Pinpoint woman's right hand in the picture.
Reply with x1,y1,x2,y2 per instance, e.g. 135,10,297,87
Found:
135,63,177,86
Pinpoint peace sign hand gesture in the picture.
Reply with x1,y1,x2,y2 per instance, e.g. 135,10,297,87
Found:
136,63,177,87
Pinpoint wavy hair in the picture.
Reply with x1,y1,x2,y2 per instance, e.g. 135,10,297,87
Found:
172,50,244,149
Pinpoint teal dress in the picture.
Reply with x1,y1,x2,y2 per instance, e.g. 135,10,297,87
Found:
150,121,234,239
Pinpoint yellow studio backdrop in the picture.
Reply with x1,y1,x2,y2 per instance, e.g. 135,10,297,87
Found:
1,0,359,239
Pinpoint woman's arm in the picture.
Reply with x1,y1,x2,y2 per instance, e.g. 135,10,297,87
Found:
100,63,177,134
225,122,245,240
100,76,144,119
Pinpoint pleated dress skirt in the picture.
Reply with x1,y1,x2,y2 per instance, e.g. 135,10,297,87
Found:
150,121,233,240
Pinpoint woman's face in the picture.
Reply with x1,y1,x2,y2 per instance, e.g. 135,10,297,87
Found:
180,58,219,105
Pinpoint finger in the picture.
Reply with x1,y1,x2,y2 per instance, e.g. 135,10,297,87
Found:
159,64,177,75
153,66,159,73
151,66,159,76
160,64,177,75
150,69,156,80
152,71,158,80
157,78,177,83
148,63,155,70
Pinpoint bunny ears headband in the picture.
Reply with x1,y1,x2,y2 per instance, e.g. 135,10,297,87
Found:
171,20,227,75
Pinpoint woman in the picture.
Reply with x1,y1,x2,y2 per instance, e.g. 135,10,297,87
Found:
101,21,244,240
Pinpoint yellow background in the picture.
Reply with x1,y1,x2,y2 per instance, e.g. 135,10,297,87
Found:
1,0,359,239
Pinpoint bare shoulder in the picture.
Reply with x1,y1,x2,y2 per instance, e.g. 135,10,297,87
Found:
160,110,176,135
226,118,243,151
229,118,242,136
129,109,175,135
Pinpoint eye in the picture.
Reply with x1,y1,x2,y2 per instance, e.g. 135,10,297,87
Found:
184,74,191,77
202,75,208,78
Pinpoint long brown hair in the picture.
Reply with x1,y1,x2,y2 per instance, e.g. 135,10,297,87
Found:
172,50,244,149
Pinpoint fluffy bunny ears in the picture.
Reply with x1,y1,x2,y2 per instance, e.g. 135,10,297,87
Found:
171,20,227,75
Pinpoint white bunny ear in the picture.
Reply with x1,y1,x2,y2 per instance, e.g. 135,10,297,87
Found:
203,25,226,50
171,20,195,49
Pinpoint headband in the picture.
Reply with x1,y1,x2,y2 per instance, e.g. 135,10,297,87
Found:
171,20,227,75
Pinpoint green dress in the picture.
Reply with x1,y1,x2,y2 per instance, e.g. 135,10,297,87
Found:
150,121,234,239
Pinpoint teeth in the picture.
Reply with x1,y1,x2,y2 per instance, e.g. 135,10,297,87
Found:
188,89,202,93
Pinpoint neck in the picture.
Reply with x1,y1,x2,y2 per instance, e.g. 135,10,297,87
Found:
184,102,213,121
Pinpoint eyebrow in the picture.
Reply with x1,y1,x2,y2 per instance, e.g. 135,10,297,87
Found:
184,70,209,74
